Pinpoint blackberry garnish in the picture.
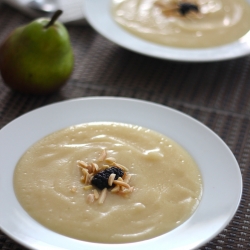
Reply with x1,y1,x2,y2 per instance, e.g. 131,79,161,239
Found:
91,167,124,190
178,3,199,16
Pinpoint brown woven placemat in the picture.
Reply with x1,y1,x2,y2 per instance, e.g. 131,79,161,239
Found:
1,3,250,249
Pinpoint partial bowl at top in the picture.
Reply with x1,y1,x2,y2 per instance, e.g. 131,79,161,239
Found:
83,0,250,62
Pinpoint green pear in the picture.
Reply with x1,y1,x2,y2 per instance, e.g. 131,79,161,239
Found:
0,10,74,94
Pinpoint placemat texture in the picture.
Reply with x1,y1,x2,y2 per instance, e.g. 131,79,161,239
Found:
0,3,250,250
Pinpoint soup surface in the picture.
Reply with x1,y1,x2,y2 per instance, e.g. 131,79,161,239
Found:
14,122,202,243
112,0,250,48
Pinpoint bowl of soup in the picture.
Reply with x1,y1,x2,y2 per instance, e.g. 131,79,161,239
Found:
0,97,242,249
84,0,250,61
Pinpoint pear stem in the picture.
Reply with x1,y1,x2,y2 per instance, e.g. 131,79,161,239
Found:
44,10,63,29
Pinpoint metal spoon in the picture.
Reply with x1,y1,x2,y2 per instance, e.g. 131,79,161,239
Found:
28,0,58,13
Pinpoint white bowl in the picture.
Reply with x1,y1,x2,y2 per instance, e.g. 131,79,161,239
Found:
0,97,242,250
84,0,250,62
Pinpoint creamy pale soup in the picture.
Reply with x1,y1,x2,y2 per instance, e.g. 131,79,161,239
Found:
14,122,202,243
112,0,250,48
